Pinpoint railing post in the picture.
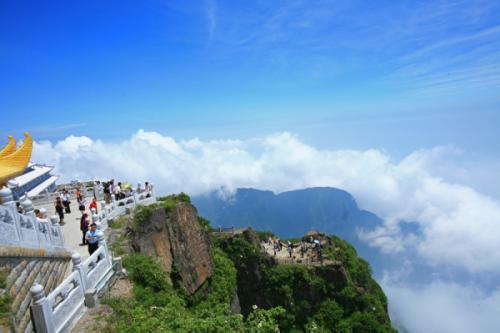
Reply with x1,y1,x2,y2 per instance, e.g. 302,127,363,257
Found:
133,192,138,208
0,187,23,241
30,283,55,333
51,214,65,246
97,232,112,265
21,197,37,245
45,189,50,206
72,252,88,292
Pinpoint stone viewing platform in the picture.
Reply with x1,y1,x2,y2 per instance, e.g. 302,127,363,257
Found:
0,184,156,333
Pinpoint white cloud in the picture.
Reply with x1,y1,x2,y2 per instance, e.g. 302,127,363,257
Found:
32,130,500,274
31,129,500,332
384,281,500,333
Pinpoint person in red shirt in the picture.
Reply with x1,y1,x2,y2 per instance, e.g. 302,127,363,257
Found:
89,198,98,213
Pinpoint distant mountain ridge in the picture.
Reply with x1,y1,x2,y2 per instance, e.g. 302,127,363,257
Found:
192,187,385,271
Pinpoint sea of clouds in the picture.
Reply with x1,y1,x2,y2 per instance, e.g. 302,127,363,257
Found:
32,130,500,333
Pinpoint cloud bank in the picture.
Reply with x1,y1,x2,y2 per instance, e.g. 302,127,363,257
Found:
32,130,500,332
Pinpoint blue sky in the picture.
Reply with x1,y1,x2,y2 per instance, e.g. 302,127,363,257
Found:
1,0,500,156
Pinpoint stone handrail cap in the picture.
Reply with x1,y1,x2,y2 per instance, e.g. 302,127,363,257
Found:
0,186,13,203
30,283,45,302
21,198,34,211
0,186,12,196
72,252,82,264
50,215,59,224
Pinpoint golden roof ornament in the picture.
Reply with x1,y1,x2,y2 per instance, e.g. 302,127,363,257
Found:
0,133,33,185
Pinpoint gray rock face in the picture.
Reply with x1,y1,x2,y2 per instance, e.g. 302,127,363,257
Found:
132,202,214,295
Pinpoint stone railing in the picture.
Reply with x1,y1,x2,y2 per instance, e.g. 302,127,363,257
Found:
30,233,116,333
27,186,156,333
91,188,156,232
0,187,65,251
30,186,104,207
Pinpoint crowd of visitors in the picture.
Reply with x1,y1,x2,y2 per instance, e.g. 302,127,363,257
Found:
44,180,152,255
268,235,323,263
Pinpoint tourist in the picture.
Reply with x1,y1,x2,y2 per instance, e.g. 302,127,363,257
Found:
93,180,102,200
36,208,48,223
114,182,123,199
80,213,89,246
62,189,71,213
273,240,279,256
76,187,82,202
288,241,293,258
103,181,111,204
78,196,86,215
55,197,65,225
300,241,306,258
89,197,98,213
85,223,100,255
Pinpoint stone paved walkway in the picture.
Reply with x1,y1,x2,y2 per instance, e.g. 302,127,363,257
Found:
261,242,337,266
34,196,98,260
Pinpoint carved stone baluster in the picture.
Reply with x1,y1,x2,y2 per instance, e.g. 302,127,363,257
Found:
97,232,112,265
72,253,88,292
0,187,22,241
30,283,56,333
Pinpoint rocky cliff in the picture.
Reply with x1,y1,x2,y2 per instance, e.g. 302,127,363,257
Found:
102,194,395,332
131,200,214,295
215,229,394,332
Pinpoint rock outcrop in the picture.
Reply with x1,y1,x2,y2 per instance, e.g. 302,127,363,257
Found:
132,202,214,295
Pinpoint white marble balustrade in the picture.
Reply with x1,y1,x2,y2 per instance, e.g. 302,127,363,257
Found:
30,237,109,333
0,187,65,250
27,185,156,333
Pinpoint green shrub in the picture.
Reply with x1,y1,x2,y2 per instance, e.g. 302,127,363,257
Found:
193,248,237,312
197,216,213,232
0,294,11,320
123,254,170,291
132,204,156,230
256,230,275,242
109,216,127,229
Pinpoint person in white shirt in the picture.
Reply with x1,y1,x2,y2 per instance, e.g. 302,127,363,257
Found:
36,208,48,223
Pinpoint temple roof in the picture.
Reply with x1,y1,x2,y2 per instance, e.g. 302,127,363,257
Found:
26,175,59,197
0,136,16,158
8,165,54,187
0,133,33,184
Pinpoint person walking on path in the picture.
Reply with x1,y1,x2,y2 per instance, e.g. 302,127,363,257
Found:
55,197,65,225
80,213,90,246
78,196,86,216
62,189,71,213
85,223,100,255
